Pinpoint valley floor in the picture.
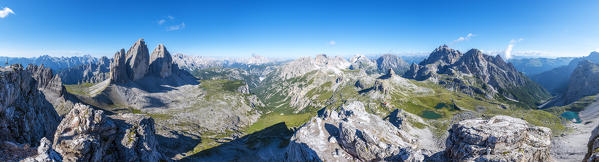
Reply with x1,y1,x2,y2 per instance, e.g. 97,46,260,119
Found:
551,96,599,161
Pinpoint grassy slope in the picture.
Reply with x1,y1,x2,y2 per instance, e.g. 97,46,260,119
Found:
65,68,578,158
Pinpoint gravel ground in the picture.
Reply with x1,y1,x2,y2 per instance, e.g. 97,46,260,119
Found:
551,96,599,161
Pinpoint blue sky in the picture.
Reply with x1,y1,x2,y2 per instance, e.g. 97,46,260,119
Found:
1,0,598,58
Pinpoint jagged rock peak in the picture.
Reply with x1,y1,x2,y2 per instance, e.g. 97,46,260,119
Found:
110,48,128,83
445,115,552,161
421,45,462,65
563,60,599,104
149,44,173,78
125,38,150,81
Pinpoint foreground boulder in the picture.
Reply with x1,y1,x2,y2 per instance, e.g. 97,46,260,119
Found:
445,115,552,161
110,113,163,162
52,103,118,161
286,101,427,161
23,137,61,162
53,103,164,161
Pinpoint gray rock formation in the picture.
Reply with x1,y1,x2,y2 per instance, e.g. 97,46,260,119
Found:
23,137,62,162
26,64,75,115
125,38,150,81
286,101,427,161
376,54,410,75
110,49,129,83
349,54,377,74
110,113,164,162
445,115,552,162
59,56,111,84
0,64,61,146
404,45,550,106
53,103,164,161
52,103,118,161
563,60,599,104
585,124,599,161
149,44,173,78
532,51,599,94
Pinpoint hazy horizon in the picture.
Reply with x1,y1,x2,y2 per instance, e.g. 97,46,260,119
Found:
1,0,598,58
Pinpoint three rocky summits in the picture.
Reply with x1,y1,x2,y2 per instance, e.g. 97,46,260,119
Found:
1,38,173,161
3,40,599,161
111,38,174,84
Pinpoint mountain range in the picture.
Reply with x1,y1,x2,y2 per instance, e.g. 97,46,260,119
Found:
2,40,599,161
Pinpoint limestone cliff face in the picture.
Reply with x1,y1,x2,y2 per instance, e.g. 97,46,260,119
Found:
58,56,111,84
52,103,164,161
149,44,173,78
125,38,150,81
0,64,61,146
110,49,128,83
445,115,552,161
110,39,179,83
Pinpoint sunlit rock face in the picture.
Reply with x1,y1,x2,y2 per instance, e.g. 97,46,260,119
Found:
286,101,427,161
445,115,552,162
125,38,150,81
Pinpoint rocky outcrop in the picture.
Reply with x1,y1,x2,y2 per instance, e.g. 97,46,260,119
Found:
53,103,164,161
376,54,410,75
445,115,552,161
0,64,61,146
149,44,174,78
404,45,550,105
585,124,599,161
110,113,163,162
125,38,150,81
286,101,427,161
563,60,599,104
52,103,118,161
23,137,62,162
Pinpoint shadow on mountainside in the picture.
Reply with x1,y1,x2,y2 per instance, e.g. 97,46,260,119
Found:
180,122,301,161
119,68,200,93
155,130,202,159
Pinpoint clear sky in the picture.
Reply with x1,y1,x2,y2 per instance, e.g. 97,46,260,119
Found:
0,0,598,58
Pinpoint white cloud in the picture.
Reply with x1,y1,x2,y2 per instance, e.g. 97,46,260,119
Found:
158,19,166,25
329,40,336,45
167,15,174,20
452,33,475,44
0,7,15,18
167,22,185,31
504,38,523,60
